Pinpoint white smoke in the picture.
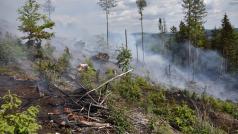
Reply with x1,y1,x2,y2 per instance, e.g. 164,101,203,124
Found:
41,32,238,102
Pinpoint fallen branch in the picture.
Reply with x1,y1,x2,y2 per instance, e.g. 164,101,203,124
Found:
88,103,92,120
100,92,112,105
81,100,108,110
79,69,133,100
80,120,111,128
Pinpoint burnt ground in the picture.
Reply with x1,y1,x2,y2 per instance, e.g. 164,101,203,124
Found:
0,74,62,133
0,74,114,134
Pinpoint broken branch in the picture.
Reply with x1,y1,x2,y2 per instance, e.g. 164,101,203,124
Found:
79,69,133,100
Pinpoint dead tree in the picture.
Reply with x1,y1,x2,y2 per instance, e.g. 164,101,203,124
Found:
43,0,55,19
98,0,117,46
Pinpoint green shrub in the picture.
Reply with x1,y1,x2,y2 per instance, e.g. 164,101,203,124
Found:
222,101,234,114
148,90,166,106
85,58,94,68
105,68,115,79
135,76,151,89
153,106,171,117
116,46,132,72
169,104,197,133
0,91,41,133
117,76,141,101
57,47,71,73
192,121,226,134
149,118,174,134
80,64,97,89
35,47,71,82
108,105,131,134
208,97,238,119
0,35,26,65
143,90,167,114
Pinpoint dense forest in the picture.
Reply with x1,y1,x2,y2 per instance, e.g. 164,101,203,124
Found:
0,0,238,133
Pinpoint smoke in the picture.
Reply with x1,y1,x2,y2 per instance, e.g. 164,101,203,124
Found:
1,17,237,101
131,33,238,101
50,32,238,102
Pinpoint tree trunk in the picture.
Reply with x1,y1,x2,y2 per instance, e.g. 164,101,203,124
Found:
106,11,109,47
125,29,128,49
136,43,139,62
141,14,145,63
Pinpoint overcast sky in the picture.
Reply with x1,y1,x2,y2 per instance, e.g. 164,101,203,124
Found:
0,0,238,38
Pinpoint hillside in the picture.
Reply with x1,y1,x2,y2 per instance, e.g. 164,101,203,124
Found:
1,0,238,133
0,61,238,133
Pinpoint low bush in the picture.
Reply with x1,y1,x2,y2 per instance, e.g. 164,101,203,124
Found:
0,91,41,133
35,47,71,82
117,75,141,101
192,121,226,134
148,90,166,106
149,118,174,134
169,104,197,133
80,66,97,89
207,97,238,119
79,59,97,89
108,105,131,134
135,76,151,89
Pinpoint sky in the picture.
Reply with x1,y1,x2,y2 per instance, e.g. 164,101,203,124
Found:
0,0,238,38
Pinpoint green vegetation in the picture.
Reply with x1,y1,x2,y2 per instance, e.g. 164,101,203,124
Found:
78,58,97,89
0,0,237,133
35,47,71,81
106,73,237,133
0,34,26,64
209,14,238,73
169,104,197,133
202,95,238,119
108,105,131,134
18,0,54,49
148,118,174,134
192,121,226,134
0,91,41,134
116,46,132,72
116,75,141,101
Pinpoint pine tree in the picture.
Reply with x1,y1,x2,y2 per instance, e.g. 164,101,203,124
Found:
116,46,132,72
210,27,220,50
176,21,188,43
171,26,177,34
18,0,55,49
136,0,147,63
181,0,207,80
98,0,117,47
220,14,237,72
181,0,207,47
